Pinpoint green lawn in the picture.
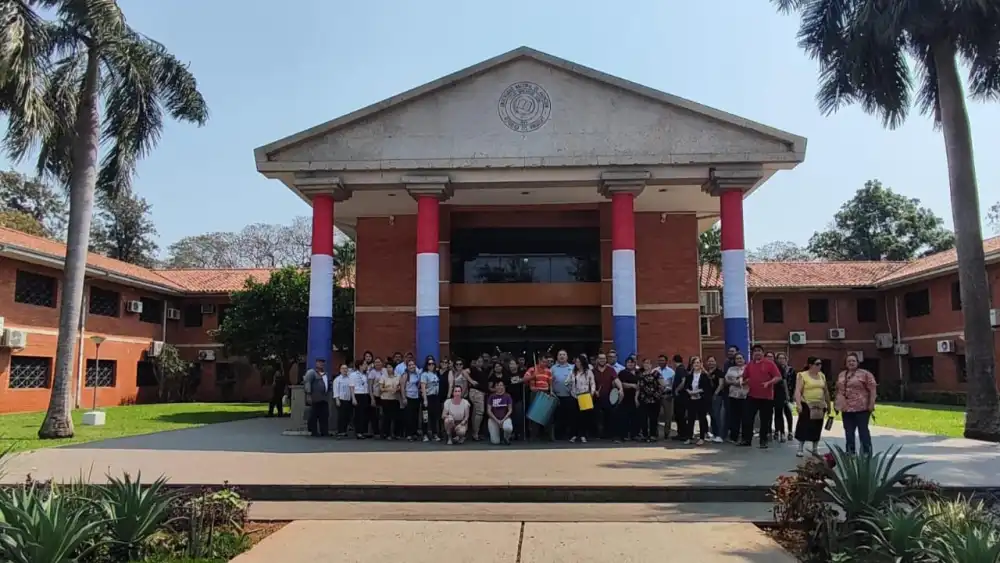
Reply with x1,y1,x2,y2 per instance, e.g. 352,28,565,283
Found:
0,402,266,453
868,402,966,438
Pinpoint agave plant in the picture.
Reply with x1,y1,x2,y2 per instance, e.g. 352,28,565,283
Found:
927,521,1000,563
97,472,176,560
0,483,106,563
858,502,935,562
825,446,924,521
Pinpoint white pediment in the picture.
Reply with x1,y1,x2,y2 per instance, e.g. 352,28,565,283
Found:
256,48,805,170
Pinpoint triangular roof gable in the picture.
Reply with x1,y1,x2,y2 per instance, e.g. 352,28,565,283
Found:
254,46,807,162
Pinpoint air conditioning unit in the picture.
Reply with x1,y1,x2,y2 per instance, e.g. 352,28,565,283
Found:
699,291,721,316
874,333,894,350
3,329,27,349
828,328,846,340
200,304,216,315
166,308,181,321
148,340,165,357
789,331,807,345
198,350,216,362
937,340,956,354
894,343,910,356
851,351,865,363
991,309,1000,328
125,300,143,314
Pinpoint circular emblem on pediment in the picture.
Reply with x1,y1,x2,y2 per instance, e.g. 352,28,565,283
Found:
498,82,551,133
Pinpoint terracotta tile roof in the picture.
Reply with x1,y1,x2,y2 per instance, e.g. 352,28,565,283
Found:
701,261,907,290
155,269,276,293
0,227,183,291
875,236,1000,285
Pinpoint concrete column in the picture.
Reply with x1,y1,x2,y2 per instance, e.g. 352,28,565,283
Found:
307,194,335,368
705,167,763,357
406,176,452,362
600,171,648,360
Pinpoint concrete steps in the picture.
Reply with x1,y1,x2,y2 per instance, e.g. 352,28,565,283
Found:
248,501,776,524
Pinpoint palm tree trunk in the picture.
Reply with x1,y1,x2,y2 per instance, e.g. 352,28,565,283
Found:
38,48,101,439
933,42,1000,442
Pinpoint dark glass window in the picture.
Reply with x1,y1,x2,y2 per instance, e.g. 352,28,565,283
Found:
14,270,56,308
908,357,935,383
85,359,117,387
450,227,600,283
819,359,833,377
89,286,120,317
699,316,711,337
762,299,784,323
860,359,880,381
136,360,158,387
904,289,931,318
139,297,164,324
856,298,877,323
8,356,51,389
183,304,203,328
951,281,962,311
216,362,235,384
808,299,829,323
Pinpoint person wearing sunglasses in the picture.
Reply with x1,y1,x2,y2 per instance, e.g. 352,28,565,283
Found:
793,356,832,457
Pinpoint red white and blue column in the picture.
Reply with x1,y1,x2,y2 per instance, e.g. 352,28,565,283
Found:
720,189,749,356
415,195,440,362
307,194,335,368
611,192,638,360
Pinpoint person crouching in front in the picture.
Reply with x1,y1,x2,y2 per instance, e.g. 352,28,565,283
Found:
443,385,471,445
487,380,514,445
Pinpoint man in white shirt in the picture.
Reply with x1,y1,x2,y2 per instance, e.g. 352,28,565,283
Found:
332,365,353,437
394,352,414,376
303,359,331,437
657,355,676,439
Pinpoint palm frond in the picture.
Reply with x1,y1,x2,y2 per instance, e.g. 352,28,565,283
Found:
34,52,86,187
54,0,125,44
956,0,1000,102
141,35,209,125
0,0,53,159
909,38,942,124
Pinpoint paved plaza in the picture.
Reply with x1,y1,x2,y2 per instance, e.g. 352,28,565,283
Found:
2,416,997,489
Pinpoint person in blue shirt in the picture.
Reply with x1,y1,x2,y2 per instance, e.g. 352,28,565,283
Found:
550,349,574,440
656,354,676,439
401,359,423,440
607,350,626,374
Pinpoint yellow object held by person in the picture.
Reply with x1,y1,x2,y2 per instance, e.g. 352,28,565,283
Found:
577,393,594,411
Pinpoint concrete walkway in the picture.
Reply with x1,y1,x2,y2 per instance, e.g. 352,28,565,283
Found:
2,416,997,488
231,521,796,563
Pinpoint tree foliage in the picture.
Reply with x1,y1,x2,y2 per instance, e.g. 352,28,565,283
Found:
748,241,814,262
0,169,66,237
165,218,313,269
808,180,954,261
151,343,193,402
699,224,721,266
90,188,159,266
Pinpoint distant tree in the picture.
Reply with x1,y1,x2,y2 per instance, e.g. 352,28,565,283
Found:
215,268,310,385
0,170,67,237
748,241,813,262
699,225,721,266
987,202,1000,234
334,237,356,287
808,180,955,261
0,209,47,237
165,218,315,269
90,189,159,267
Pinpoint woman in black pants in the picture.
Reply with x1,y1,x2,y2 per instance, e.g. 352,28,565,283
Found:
636,358,664,443
615,358,640,442
773,352,796,442
682,356,713,445
724,353,748,443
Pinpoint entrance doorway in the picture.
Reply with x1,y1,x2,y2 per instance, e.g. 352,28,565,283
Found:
450,325,601,362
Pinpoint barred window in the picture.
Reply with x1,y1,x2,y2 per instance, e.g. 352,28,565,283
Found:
216,362,235,385
14,270,57,308
8,356,51,389
136,360,158,387
139,297,164,324
85,359,117,388
89,286,121,317
183,304,203,328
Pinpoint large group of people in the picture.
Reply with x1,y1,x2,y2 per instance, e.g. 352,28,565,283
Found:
301,343,879,455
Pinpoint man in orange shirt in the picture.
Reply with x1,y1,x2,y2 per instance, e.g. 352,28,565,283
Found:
523,354,554,440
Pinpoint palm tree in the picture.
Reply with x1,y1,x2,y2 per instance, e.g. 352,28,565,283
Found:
774,0,1000,441
0,0,208,438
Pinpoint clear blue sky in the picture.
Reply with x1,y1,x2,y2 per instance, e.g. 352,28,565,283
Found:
4,0,1000,254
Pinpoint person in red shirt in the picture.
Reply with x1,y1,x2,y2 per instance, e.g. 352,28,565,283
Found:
740,344,783,448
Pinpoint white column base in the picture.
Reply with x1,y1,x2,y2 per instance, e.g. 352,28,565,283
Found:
82,411,106,426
